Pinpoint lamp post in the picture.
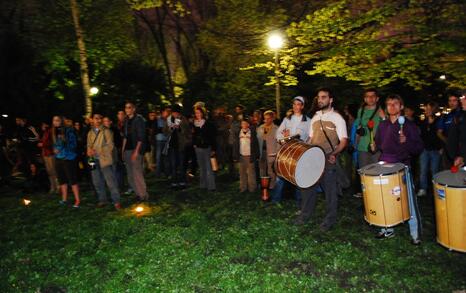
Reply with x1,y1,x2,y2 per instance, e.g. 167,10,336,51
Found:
267,34,284,119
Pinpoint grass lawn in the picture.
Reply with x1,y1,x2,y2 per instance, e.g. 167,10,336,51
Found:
0,172,465,292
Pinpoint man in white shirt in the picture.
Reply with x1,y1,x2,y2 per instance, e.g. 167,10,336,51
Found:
295,88,348,231
271,96,311,205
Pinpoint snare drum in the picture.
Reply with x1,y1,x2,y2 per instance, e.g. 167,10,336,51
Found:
433,170,466,252
274,139,325,188
359,163,410,227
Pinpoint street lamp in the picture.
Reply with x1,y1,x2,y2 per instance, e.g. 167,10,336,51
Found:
267,33,284,119
90,86,99,95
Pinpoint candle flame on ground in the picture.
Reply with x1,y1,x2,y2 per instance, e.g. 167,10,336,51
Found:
23,199,31,206
135,206,144,213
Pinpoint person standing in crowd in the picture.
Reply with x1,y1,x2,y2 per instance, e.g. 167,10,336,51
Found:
417,101,442,196
192,106,216,191
13,117,40,175
144,110,157,172
372,94,424,244
352,89,385,198
257,110,279,189
155,106,170,177
213,107,229,170
271,96,311,206
233,118,259,193
122,102,149,202
295,89,348,231
438,93,461,169
52,116,81,208
165,104,191,188
227,104,245,176
37,122,58,194
87,114,121,210
447,92,466,168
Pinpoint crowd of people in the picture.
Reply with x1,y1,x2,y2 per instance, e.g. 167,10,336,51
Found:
1,88,465,245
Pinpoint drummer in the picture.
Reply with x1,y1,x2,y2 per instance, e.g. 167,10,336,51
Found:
295,88,348,231
447,92,466,168
371,94,424,244
271,96,311,206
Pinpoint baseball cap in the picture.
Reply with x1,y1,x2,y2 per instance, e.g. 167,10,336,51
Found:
293,96,305,105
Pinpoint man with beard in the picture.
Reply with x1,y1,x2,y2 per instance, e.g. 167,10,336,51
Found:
295,88,348,231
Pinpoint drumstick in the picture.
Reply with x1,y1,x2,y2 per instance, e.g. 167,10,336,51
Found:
398,116,405,133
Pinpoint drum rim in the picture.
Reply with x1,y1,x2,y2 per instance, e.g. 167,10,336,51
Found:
359,171,401,176
433,181,466,189
358,162,405,176
295,145,326,188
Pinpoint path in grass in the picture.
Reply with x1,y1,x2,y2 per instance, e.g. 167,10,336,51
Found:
0,172,465,292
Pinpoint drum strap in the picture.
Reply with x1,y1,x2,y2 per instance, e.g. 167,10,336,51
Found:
319,119,336,153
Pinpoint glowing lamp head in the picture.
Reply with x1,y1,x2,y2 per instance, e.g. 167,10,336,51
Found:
23,199,31,206
398,116,405,126
90,87,99,95
267,34,284,50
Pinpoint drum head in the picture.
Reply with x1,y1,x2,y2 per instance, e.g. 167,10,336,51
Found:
295,147,325,188
433,170,466,188
359,162,405,176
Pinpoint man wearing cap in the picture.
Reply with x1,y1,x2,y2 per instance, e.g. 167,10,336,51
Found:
295,88,348,231
271,96,311,206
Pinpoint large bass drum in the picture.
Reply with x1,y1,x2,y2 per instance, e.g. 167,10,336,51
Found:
275,138,325,188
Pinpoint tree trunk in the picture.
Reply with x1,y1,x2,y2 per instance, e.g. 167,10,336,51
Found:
70,0,92,117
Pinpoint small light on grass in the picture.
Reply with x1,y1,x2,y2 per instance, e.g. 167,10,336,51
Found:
135,206,144,213
23,199,31,206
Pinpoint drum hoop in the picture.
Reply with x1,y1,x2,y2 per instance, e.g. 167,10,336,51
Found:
433,182,466,189
359,171,402,177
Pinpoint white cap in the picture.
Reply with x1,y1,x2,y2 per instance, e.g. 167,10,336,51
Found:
293,96,305,105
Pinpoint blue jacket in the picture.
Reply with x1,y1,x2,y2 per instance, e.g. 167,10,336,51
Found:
54,127,78,160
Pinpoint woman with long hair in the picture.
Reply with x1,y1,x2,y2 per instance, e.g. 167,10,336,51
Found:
192,106,216,191
51,116,80,207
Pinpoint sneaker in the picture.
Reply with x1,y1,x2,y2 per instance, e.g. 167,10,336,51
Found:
319,222,333,232
96,202,107,208
72,203,80,208
411,238,421,245
417,189,426,197
293,217,306,226
59,200,67,205
171,183,179,188
114,203,122,210
353,192,363,198
124,189,133,196
376,229,395,239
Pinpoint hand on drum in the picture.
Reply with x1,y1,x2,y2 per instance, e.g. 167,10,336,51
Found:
282,129,290,138
454,156,464,168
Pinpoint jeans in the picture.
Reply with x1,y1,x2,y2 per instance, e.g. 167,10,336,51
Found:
91,162,120,204
155,140,168,176
195,147,216,190
380,166,422,240
299,165,338,226
271,177,302,207
239,155,256,192
124,151,148,200
419,150,441,190
168,148,185,184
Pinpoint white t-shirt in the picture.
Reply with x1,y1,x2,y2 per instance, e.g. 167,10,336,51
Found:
309,108,348,154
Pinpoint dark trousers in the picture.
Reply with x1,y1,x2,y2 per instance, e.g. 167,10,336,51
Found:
299,165,338,226
168,148,185,184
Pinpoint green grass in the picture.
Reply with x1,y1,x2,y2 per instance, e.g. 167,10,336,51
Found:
0,172,465,292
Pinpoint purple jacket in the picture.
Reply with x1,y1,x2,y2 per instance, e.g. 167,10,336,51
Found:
375,118,423,165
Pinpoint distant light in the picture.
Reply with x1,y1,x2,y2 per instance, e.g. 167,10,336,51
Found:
439,75,446,80
23,199,31,206
268,33,284,50
435,112,441,117
90,87,99,95
135,206,144,213
1,114,8,118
